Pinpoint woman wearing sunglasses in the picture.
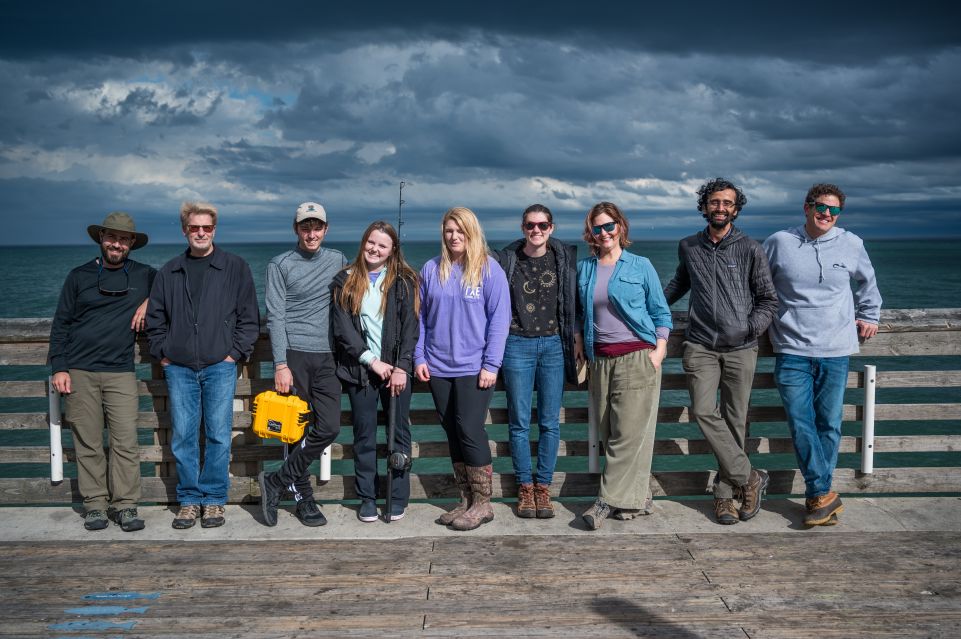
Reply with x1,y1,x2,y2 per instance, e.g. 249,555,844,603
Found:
331,221,419,523
415,207,510,530
494,204,580,519
575,202,673,530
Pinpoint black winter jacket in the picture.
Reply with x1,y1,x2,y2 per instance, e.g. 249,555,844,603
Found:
146,246,260,369
330,269,419,387
663,226,778,352
494,237,579,384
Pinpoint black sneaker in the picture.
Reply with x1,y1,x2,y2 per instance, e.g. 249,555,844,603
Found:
389,503,406,522
357,499,378,523
295,498,327,527
108,507,145,532
258,471,282,527
83,510,109,531
201,504,226,528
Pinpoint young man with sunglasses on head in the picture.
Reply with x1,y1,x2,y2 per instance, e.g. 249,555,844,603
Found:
664,178,779,526
763,184,881,527
258,202,347,528
49,212,156,532
494,204,580,519
146,202,260,530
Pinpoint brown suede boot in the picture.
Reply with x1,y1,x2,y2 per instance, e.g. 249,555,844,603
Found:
450,464,494,531
436,462,471,525
516,483,536,518
533,483,555,519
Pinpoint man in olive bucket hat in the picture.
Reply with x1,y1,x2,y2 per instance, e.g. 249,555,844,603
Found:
48,212,156,532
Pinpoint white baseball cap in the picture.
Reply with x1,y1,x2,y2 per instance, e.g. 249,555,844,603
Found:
295,202,327,224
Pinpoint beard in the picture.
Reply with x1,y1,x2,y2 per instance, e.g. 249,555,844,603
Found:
101,246,129,266
707,211,737,230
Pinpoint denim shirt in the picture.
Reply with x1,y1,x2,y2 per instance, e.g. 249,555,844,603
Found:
577,251,673,362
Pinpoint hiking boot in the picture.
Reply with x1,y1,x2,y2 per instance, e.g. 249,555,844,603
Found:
358,499,378,523
258,470,283,527
437,462,471,525
201,504,226,528
804,491,844,526
450,465,494,531
533,483,555,519
739,468,770,521
582,498,611,530
295,498,327,527
83,509,109,531
108,507,145,532
172,504,200,529
714,498,739,525
516,483,536,518
613,496,654,520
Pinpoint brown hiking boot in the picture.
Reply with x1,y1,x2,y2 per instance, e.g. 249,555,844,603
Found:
516,483,536,518
450,465,494,531
739,468,770,521
437,462,471,525
804,491,844,526
533,483,555,519
714,498,739,525
172,504,201,529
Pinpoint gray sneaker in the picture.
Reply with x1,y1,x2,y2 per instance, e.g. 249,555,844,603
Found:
582,499,611,530
83,509,109,531
108,507,145,532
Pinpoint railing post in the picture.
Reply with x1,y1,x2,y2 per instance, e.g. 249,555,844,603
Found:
47,376,63,484
861,364,877,474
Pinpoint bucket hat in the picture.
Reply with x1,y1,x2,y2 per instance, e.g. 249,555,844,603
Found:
87,211,149,250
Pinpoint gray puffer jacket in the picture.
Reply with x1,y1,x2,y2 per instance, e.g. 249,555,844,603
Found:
663,226,778,351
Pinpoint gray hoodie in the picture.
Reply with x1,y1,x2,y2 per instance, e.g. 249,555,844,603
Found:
763,224,881,358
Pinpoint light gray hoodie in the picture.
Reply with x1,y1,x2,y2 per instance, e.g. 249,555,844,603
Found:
762,224,881,358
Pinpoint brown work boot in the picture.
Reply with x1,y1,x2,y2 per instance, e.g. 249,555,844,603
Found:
533,483,555,519
450,465,494,531
516,483,536,518
714,498,739,525
804,491,844,526
739,468,770,521
437,462,471,525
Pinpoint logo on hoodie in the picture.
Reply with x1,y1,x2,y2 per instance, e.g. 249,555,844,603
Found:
832,262,847,270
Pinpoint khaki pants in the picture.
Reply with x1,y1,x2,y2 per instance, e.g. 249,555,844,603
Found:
682,342,758,499
589,349,661,509
65,370,141,511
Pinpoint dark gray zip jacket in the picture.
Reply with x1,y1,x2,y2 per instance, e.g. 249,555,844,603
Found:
330,269,419,387
146,246,260,369
663,226,778,352
494,237,579,384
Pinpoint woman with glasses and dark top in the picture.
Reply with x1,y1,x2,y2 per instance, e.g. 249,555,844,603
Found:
494,204,581,519
331,221,419,523
575,202,673,530
415,207,510,531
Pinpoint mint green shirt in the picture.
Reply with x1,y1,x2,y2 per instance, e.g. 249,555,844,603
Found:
358,270,386,367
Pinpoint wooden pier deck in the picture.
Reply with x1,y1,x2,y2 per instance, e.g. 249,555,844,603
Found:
3,529,959,638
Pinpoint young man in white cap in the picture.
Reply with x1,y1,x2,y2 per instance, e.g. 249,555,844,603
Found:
259,202,347,526
49,211,155,532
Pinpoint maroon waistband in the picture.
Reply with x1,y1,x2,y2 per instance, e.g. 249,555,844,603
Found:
594,340,654,358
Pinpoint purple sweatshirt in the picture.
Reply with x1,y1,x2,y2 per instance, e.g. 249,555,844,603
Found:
415,256,511,376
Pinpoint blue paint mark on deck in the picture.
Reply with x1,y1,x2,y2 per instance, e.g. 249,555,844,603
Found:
48,620,136,631
82,591,160,601
65,605,148,615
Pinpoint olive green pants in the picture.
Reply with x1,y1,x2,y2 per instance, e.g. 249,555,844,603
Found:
65,370,142,511
589,349,661,510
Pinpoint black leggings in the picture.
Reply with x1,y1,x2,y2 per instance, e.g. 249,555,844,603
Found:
428,374,494,466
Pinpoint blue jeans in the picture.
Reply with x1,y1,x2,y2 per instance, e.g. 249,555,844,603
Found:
164,360,237,506
502,334,564,485
774,354,850,499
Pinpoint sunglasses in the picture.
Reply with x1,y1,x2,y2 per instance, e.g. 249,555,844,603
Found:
187,224,215,234
524,221,552,231
810,202,842,216
97,260,130,296
591,221,617,235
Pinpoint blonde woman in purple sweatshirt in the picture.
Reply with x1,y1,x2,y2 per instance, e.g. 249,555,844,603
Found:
414,207,511,531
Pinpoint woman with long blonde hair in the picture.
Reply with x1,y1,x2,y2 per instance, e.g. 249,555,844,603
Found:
414,207,510,530
331,221,419,522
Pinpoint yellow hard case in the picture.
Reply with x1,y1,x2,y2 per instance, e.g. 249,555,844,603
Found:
251,390,310,444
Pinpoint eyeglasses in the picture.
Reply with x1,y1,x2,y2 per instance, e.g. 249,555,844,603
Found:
97,260,130,296
187,224,215,234
524,221,551,231
810,202,842,216
591,221,617,235
707,199,736,210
